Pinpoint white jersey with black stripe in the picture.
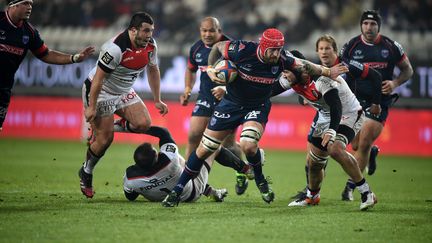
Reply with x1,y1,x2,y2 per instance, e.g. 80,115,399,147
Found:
123,143,194,202
87,30,158,95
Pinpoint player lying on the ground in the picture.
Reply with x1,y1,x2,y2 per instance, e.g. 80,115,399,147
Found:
123,125,253,203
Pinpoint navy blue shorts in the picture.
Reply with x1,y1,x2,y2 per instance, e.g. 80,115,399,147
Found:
207,98,271,131
191,94,218,117
358,94,398,124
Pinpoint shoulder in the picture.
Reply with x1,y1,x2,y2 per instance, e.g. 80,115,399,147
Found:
148,37,157,49
190,40,204,52
221,34,233,41
125,165,144,178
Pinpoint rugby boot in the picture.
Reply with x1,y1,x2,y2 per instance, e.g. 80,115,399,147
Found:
162,190,181,207
235,173,248,195
367,145,380,175
78,167,94,198
288,194,320,207
256,177,274,203
360,191,377,211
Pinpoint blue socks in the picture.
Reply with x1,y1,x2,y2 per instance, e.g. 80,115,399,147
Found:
173,151,205,194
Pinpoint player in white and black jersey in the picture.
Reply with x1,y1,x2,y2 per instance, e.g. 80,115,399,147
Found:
274,50,377,211
79,12,168,199
123,125,252,203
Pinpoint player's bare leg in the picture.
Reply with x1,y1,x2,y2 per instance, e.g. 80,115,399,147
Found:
328,140,377,210
115,102,152,133
79,115,114,198
239,121,274,203
185,116,210,158
289,144,326,206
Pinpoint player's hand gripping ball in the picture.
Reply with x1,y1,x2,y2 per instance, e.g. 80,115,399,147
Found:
213,60,238,84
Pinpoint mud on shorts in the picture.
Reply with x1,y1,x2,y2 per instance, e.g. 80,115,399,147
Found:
308,110,365,151
82,79,142,117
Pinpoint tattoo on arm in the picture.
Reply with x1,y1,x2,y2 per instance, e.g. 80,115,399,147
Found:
208,42,225,66
293,59,321,76
395,59,413,86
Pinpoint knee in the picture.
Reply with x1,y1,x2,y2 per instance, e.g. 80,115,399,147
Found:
308,150,328,172
328,145,345,161
240,141,257,157
96,130,114,148
132,119,151,132
188,129,203,144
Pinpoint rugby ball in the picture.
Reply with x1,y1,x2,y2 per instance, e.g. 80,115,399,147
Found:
214,60,238,83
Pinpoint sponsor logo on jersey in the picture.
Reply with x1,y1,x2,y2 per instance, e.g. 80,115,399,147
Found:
228,43,236,51
238,70,275,84
364,62,388,69
139,175,174,191
240,64,253,72
381,49,389,58
195,53,202,62
165,144,176,153
22,35,29,45
101,52,114,65
0,44,24,55
353,50,364,59
148,51,153,60
349,60,364,70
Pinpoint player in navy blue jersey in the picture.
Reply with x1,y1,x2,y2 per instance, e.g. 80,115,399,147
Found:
339,10,413,200
179,17,251,195
0,0,94,132
162,28,349,207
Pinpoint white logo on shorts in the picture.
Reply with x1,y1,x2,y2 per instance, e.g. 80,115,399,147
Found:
245,111,261,120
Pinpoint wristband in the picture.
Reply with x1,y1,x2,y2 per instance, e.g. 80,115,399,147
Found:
70,54,80,63
321,67,331,77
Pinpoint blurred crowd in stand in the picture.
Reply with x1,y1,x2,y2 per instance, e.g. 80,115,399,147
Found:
2,0,431,45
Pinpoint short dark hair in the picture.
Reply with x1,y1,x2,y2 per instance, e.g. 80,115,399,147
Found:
128,12,154,29
134,143,157,169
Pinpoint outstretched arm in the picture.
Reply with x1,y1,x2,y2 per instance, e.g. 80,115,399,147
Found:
144,126,175,147
292,58,349,80
147,64,168,115
40,46,95,64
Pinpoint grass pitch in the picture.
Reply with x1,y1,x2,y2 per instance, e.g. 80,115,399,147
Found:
0,138,431,242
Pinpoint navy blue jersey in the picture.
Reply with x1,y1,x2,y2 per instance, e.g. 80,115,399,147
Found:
340,34,406,101
222,40,295,106
0,11,48,89
187,34,230,98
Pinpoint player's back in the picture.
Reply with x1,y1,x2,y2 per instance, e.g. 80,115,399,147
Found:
123,161,184,202
123,143,194,202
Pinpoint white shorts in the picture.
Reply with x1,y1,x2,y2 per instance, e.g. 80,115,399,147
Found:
82,80,142,117
310,110,364,145
184,165,209,202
